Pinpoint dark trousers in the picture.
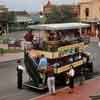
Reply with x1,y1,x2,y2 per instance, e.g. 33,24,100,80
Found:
17,70,23,89
69,77,74,89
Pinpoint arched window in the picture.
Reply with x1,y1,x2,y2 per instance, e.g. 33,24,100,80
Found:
85,8,89,17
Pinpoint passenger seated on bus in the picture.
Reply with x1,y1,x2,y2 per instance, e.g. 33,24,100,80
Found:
48,33,54,41
63,33,71,41
52,62,60,68
53,32,58,41
56,32,62,40
74,53,82,61
33,37,44,50
33,37,39,49
69,57,74,63
38,38,45,50
38,54,48,71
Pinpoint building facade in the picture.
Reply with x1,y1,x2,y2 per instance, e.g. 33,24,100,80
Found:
43,0,80,19
8,11,32,32
80,0,100,21
80,0,100,37
0,5,8,33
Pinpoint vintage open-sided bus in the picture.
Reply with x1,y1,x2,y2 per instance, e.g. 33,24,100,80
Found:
23,23,93,90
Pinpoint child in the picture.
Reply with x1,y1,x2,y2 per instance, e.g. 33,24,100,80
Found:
46,65,56,95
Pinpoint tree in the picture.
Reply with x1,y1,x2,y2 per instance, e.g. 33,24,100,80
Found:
45,6,79,24
8,12,16,23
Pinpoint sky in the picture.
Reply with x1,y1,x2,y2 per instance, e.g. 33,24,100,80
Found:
0,0,79,12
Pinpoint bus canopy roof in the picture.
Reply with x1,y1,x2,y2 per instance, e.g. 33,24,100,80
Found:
28,23,90,31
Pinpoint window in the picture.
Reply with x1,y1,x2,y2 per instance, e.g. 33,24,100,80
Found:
85,8,89,18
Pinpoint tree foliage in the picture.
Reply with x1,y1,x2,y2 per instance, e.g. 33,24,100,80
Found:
45,6,79,23
8,12,16,23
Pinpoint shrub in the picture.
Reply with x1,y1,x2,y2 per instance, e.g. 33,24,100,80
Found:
0,48,4,55
0,35,10,44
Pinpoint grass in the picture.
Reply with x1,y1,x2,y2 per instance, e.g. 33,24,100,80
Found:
0,48,23,55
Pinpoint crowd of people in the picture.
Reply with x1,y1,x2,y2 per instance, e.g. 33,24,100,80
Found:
24,29,82,51
22,30,89,95
24,30,46,50
28,51,76,95
16,51,78,95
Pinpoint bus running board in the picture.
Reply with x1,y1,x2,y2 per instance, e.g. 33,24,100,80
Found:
23,81,47,90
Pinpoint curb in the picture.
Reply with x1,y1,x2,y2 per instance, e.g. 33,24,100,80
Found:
0,52,24,63
30,76,100,100
0,57,24,64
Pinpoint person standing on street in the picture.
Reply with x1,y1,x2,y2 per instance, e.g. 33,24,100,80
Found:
16,59,24,89
38,54,48,85
67,65,75,93
46,65,56,95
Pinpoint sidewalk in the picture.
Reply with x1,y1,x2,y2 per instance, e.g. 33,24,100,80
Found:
0,43,24,63
0,44,8,49
90,37,99,42
32,76,100,100
0,52,24,63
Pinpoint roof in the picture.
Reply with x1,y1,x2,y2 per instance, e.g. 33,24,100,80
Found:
28,23,90,31
9,11,30,17
16,16,32,22
80,0,92,3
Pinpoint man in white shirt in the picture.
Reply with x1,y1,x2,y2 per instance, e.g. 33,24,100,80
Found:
68,67,75,77
68,65,75,93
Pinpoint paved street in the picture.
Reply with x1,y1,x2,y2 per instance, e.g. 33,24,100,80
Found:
32,41,100,100
0,53,23,63
6,31,26,40
0,61,44,100
34,76,100,100
0,35,100,100
85,41,100,73
0,0,100,99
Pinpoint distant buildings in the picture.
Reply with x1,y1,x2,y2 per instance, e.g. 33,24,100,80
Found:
0,5,33,32
80,0,100,22
43,0,54,15
30,12,44,24
0,0,100,37
8,11,32,32
80,0,100,37
15,11,32,23
43,0,80,19
0,1,81,33
0,5,8,32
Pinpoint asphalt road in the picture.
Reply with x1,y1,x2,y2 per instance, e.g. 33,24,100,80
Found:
0,61,44,100
0,32,100,100
6,31,26,40
85,41,100,73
